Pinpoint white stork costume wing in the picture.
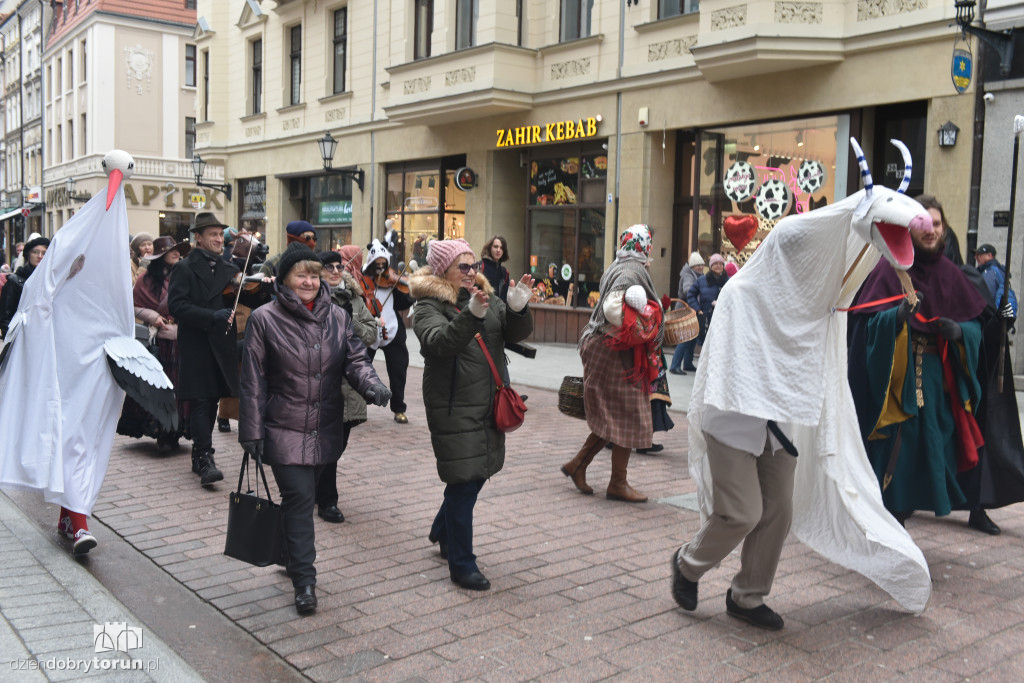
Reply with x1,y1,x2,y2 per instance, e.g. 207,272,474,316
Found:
688,140,934,614
0,150,174,516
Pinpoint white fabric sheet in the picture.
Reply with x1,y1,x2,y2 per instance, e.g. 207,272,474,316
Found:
688,190,932,614
0,186,132,515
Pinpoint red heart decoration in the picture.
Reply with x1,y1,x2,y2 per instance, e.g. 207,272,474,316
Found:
724,215,759,252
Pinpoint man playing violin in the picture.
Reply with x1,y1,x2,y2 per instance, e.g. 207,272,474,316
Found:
168,212,273,487
361,239,414,423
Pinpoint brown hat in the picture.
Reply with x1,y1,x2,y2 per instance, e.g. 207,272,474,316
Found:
190,212,228,233
144,235,191,260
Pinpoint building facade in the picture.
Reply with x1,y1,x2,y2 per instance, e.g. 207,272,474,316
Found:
41,0,216,242
197,0,975,303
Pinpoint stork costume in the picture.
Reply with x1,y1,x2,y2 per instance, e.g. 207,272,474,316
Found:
672,140,935,627
0,150,174,555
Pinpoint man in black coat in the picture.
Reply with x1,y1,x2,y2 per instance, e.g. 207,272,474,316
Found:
169,212,270,486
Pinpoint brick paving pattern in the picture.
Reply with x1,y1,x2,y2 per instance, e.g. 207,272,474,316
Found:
90,362,1024,681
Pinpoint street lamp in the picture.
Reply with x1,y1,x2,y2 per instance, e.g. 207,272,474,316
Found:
191,154,233,201
954,0,1016,77
317,131,365,192
64,176,90,203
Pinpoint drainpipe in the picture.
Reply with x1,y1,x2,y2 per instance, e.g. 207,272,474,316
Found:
966,0,989,260
369,0,378,238
613,0,626,234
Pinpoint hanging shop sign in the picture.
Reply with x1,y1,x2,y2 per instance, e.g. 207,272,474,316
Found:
496,116,603,148
454,167,477,191
952,36,973,94
190,192,207,209
318,200,352,224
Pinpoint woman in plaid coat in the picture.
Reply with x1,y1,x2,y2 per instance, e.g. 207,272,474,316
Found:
560,225,663,503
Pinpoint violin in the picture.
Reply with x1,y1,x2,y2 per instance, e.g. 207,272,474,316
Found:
222,273,268,297
376,268,410,294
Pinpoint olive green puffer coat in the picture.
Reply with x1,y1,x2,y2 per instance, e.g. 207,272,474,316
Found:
410,268,533,484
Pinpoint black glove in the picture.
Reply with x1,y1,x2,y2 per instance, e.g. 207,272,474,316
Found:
365,383,392,407
1000,301,1016,320
895,294,922,325
935,317,963,342
240,439,264,458
212,308,233,331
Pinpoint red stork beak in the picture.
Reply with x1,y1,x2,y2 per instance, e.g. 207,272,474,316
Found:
105,169,124,211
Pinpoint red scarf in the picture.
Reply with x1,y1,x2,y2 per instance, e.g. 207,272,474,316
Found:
937,337,984,472
605,302,663,391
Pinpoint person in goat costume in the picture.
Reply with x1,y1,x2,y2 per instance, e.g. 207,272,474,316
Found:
0,150,175,555
670,140,934,629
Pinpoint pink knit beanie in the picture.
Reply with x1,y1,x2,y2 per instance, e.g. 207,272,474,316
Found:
709,253,725,267
427,238,475,275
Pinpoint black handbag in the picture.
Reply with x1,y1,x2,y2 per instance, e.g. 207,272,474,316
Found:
224,451,288,567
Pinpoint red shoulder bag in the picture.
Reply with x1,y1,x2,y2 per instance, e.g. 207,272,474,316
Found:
474,333,527,432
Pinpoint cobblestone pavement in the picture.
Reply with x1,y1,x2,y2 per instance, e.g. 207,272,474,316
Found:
44,362,1024,680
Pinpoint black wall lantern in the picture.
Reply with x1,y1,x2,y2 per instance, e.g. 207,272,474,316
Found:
938,121,961,148
192,155,233,201
317,131,365,193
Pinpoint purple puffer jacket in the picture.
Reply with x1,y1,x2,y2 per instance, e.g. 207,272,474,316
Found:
238,281,381,467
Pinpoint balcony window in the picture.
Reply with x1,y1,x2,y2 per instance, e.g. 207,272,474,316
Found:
560,0,594,42
659,0,699,17
251,39,262,115
289,25,301,106
185,44,196,87
455,0,478,50
414,0,433,60
185,117,196,159
333,8,347,94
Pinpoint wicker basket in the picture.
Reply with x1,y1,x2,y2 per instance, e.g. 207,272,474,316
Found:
663,299,700,346
558,376,586,420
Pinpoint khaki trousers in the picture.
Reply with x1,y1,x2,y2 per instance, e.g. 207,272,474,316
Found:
679,431,797,609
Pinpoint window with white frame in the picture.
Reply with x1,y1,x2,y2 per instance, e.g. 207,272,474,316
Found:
333,8,347,94
289,25,301,106
202,49,209,121
455,0,478,50
414,0,432,60
251,38,262,115
185,44,196,87
560,0,594,42
659,0,699,17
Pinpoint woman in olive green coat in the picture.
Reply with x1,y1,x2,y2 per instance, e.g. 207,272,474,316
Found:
410,239,534,591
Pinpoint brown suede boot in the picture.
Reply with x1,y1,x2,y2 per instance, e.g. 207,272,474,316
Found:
606,447,647,502
561,434,605,495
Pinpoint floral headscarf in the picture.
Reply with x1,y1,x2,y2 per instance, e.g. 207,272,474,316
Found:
616,224,652,262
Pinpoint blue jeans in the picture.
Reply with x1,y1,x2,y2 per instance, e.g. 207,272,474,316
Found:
670,339,697,371
430,479,486,576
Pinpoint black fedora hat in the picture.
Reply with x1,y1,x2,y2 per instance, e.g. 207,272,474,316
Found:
190,212,229,233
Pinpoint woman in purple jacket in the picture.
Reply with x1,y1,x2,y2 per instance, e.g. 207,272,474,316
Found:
238,243,392,616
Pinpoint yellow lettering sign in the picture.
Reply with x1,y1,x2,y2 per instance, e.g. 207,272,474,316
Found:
587,117,596,136
141,185,159,206
515,127,526,146
495,117,602,148
546,122,556,141
532,126,541,144
576,119,586,138
123,184,139,206
496,129,505,147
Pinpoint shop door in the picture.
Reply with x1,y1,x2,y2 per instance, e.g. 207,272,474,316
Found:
670,131,724,297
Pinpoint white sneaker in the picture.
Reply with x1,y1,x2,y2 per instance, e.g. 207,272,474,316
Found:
72,529,97,555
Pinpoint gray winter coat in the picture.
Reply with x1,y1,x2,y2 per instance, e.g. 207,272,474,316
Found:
329,272,378,426
238,280,381,467
410,268,533,484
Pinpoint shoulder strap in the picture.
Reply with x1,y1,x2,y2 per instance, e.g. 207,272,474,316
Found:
474,333,505,388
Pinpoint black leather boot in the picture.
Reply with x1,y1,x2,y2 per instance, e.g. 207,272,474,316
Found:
191,448,223,485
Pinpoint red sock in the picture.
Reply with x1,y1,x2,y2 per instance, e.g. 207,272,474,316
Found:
58,507,89,534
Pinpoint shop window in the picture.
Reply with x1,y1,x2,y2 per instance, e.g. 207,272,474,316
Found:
527,144,607,306
308,175,353,248
333,8,347,94
160,211,194,243
385,157,467,267
456,0,478,50
289,25,302,106
560,0,594,42
185,44,196,87
414,0,433,60
238,177,266,236
659,0,699,17
250,39,263,115
873,102,926,197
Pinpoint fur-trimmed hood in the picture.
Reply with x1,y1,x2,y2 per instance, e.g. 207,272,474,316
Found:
408,265,493,304
335,270,363,295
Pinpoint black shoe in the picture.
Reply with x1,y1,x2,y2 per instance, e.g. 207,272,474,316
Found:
683,365,698,372
217,418,232,433
670,549,698,611
725,589,784,630
669,368,685,376
294,585,317,615
192,450,223,486
968,510,1001,535
428,533,448,559
451,571,490,591
318,505,345,523
519,394,528,402
637,444,665,454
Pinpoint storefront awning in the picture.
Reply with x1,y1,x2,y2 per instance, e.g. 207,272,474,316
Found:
0,207,24,222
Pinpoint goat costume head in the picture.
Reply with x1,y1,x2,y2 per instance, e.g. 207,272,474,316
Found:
849,137,931,271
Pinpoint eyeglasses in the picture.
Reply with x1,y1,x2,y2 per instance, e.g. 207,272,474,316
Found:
457,261,482,274
323,264,343,272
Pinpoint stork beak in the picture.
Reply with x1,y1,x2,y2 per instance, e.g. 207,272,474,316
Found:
105,169,124,211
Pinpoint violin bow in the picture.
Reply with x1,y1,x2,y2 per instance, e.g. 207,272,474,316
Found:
226,235,258,335
374,261,410,313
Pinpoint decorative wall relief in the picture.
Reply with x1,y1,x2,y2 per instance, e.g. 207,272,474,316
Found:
550,58,591,80
775,2,823,23
710,5,748,31
445,67,476,87
403,77,431,95
648,37,697,61
325,107,346,122
282,118,300,131
245,125,262,137
857,0,926,21
124,45,153,94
